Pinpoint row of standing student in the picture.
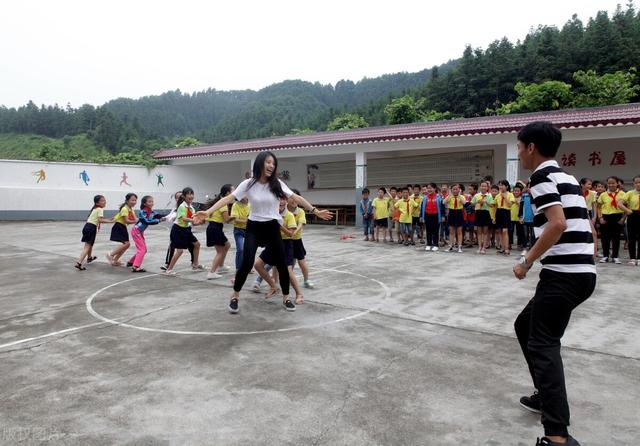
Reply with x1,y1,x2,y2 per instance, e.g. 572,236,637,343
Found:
359,180,535,256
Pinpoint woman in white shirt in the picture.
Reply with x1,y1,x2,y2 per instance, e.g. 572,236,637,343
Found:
195,151,332,314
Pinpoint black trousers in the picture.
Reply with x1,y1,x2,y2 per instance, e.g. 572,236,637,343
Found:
165,242,194,265
233,219,289,295
425,214,440,246
601,213,624,258
514,269,596,437
628,211,640,259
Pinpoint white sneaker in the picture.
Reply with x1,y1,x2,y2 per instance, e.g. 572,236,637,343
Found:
599,257,609,263
164,269,177,276
219,265,231,272
445,245,453,252
304,281,315,289
457,246,463,253
432,246,439,252
192,264,206,271
425,246,432,251
252,284,261,293
613,258,621,264
207,272,222,280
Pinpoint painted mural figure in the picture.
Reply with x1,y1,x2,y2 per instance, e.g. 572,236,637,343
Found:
79,170,90,186
120,171,132,187
32,169,46,183
156,173,165,187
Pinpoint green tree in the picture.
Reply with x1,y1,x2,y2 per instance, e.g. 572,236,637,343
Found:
326,113,369,131
174,136,201,147
384,96,419,124
571,69,640,107
496,81,573,114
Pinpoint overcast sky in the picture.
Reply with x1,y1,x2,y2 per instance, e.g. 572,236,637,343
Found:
0,0,624,108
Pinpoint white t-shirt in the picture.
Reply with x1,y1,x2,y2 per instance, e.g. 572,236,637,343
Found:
232,178,294,222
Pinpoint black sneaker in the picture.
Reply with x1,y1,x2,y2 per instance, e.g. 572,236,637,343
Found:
283,299,296,312
228,298,239,314
520,391,542,414
160,265,168,271
126,261,133,267
536,435,580,446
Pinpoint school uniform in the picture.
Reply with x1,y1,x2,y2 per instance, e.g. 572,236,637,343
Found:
372,197,390,227
260,209,297,267
230,201,250,271
597,190,625,259
494,192,515,229
206,206,229,247
471,193,493,227
291,208,307,260
444,194,466,228
395,198,418,234
110,205,134,243
81,207,103,245
170,202,198,250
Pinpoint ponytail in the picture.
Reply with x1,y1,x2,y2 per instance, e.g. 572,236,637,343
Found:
206,184,233,209
88,195,104,218
176,187,194,209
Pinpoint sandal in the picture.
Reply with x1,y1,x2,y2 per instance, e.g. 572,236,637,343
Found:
264,288,280,299
87,256,97,263
75,262,86,271
132,267,146,273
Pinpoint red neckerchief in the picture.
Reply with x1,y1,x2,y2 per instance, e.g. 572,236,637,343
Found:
186,205,193,218
608,192,618,209
583,190,590,198
127,206,135,220
453,194,459,209
143,206,152,218
500,193,505,207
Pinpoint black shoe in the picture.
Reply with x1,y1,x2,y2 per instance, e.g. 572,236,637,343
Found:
160,265,168,271
126,261,133,267
228,298,239,314
536,435,580,446
283,299,296,312
520,391,541,414
87,256,97,263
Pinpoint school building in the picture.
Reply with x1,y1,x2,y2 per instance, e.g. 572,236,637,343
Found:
153,103,640,225
2,104,639,221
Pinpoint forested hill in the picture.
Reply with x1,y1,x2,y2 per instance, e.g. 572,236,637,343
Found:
1,4,639,166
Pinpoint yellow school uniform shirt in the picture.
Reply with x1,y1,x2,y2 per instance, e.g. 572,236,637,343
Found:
114,205,133,225
583,190,597,210
411,195,423,217
87,207,104,225
372,197,390,220
471,193,493,211
388,197,399,218
230,202,250,229
495,192,515,210
207,205,227,223
489,194,498,219
443,194,466,210
598,190,625,215
395,198,418,224
281,209,297,240
291,208,306,240
511,197,521,222
623,190,640,211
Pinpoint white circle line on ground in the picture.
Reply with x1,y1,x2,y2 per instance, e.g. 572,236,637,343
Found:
85,267,390,336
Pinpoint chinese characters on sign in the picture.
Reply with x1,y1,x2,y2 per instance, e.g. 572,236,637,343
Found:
560,150,627,167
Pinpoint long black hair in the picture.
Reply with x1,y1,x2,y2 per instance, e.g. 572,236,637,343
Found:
247,151,286,198
176,187,194,208
206,184,233,209
119,193,137,211
88,194,104,218
140,195,152,209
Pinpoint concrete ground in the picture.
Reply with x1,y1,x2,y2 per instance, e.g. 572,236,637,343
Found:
0,221,638,446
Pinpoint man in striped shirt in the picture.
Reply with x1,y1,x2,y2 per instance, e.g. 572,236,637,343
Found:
512,121,597,446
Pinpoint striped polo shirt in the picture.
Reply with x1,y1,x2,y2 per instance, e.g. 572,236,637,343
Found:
529,159,596,274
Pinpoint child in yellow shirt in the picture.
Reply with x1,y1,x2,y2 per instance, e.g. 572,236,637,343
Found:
395,186,418,246
372,187,391,242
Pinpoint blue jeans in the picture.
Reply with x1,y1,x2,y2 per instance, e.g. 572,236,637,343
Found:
363,217,374,236
233,227,245,271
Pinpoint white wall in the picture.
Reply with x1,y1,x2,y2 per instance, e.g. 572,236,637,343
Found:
0,159,244,219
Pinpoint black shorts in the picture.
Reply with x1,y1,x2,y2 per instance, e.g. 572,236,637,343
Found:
81,223,97,245
206,221,228,247
375,218,388,228
170,224,198,250
448,209,464,228
292,239,306,260
412,216,421,227
261,239,294,267
495,208,511,229
110,222,129,243
475,209,491,227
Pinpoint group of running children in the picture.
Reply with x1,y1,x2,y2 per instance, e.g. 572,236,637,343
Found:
75,184,315,305
359,174,640,264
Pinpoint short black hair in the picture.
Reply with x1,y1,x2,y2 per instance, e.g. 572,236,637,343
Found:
362,188,370,194
401,186,409,192
517,121,562,157
390,186,397,192
379,187,387,194
513,184,523,192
